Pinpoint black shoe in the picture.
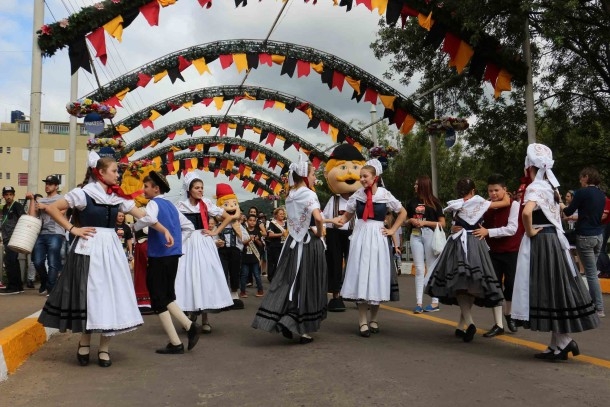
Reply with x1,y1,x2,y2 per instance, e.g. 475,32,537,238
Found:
202,323,212,334
483,324,505,338
299,336,314,344
139,307,155,315
505,314,518,333
187,322,201,351
534,347,556,360
0,288,22,295
280,325,293,340
552,340,580,362
359,324,370,338
26,280,35,289
38,283,47,294
463,324,477,343
328,298,347,312
369,321,380,334
76,343,90,366
156,343,185,354
97,351,112,368
231,299,245,310
455,329,466,338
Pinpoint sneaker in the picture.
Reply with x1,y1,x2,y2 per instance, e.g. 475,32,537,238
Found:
0,282,5,289
598,311,606,318
26,280,35,289
246,283,253,288
413,305,424,314
424,304,440,312
0,288,23,295
239,291,248,298
255,290,264,297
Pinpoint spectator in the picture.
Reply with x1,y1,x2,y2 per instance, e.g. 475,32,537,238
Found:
1,186,26,295
240,214,264,298
266,207,288,282
114,211,133,262
597,191,610,278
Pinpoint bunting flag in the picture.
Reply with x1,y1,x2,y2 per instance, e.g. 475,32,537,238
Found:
86,28,107,65
219,54,233,69
103,15,124,42
234,53,248,73
297,59,311,77
137,72,152,88
153,70,168,83
192,57,211,75
494,69,512,98
139,1,161,27
213,96,224,110
346,76,361,94
379,95,396,110
178,55,192,72
68,36,91,75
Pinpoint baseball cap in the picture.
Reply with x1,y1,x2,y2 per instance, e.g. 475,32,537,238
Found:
2,186,15,194
42,175,61,185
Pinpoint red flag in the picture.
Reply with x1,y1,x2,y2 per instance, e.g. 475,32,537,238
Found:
198,0,213,9
250,150,258,160
86,28,107,65
119,155,129,164
312,156,322,169
201,98,213,106
293,142,301,151
393,108,407,129
254,173,262,181
234,96,244,103
269,158,278,169
259,53,273,66
320,121,330,134
178,55,192,72
484,63,500,86
238,164,245,173
140,1,161,26
297,59,311,77
270,180,278,189
364,88,378,104
219,54,233,69
214,168,220,177
331,71,345,91
229,172,236,181
137,73,152,88
141,119,154,129
104,96,122,108
203,157,210,168
219,122,228,136
267,133,276,146
242,179,249,188
442,33,461,60
263,100,275,110
356,0,372,10
168,102,181,111
168,131,177,140
185,159,192,170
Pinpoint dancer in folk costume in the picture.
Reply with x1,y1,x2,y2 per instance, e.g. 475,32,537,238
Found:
38,152,169,367
174,172,236,334
133,226,152,314
322,143,365,312
135,171,201,355
425,178,510,342
332,159,407,337
252,155,327,344
512,144,599,361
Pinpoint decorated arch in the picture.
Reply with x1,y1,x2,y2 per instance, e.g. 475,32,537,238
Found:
121,115,331,165
99,85,372,147
37,0,526,94
82,39,422,134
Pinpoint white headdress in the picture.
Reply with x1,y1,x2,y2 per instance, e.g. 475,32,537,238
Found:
88,150,101,169
288,153,309,186
365,158,383,176
183,171,203,190
524,143,559,188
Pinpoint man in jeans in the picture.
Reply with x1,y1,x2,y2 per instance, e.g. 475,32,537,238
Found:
562,167,606,317
28,175,66,295
1,186,25,295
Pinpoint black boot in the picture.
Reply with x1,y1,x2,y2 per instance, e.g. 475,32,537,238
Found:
505,314,518,333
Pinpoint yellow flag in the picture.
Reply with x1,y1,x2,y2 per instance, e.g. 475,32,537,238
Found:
158,0,177,6
202,123,212,133
175,128,186,135
330,125,339,142
192,58,211,75
418,12,434,31
246,183,255,192
371,0,388,15
244,167,252,177
233,53,248,73
150,140,159,148
153,70,168,83
244,92,256,100
115,87,130,101
149,110,161,121
126,149,135,157
103,16,124,42
228,123,237,129
450,41,474,74
213,96,224,110
274,101,286,110
196,144,203,151
379,95,396,110
182,101,193,110
271,55,285,65
346,76,361,94
310,61,324,74
227,160,235,171
116,124,129,134
400,115,417,134
256,153,266,165
494,70,512,98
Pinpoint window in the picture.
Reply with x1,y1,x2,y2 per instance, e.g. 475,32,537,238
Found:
18,173,28,187
22,149,29,161
0,147,3,153
6,173,10,180
54,149,66,162
0,173,3,179
6,147,10,154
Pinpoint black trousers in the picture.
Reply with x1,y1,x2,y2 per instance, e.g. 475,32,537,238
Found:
3,244,23,290
146,255,180,313
490,251,518,301
325,228,351,294
218,247,242,292
266,243,283,282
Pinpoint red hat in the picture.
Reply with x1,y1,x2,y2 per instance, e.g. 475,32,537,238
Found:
215,183,236,201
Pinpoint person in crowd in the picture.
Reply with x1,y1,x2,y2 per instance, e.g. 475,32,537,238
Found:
252,155,326,344
258,212,269,276
322,143,365,312
215,184,248,309
384,211,401,301
25,193,42,289
512,144,599,360
27,176,67,295
0,186,25,295
426,178,509,343
134,171,201,355
405,175,445,313
562,190,583,273
561,167,606,318
174,172,235,334
114,211,133,262
240,214,265,298
133,226,152,314
597,191,610,278
332,159,407,337
266,207,288,282
37,153,155,367
473,174,524,337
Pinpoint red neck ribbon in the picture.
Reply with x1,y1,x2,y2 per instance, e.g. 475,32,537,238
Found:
93,168,141,200
198,200,209,230
362,177,378,221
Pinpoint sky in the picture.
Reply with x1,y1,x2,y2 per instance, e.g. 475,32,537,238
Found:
0,0,416,201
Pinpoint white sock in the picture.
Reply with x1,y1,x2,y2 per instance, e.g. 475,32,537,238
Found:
555,333,572,352
167,302,193,331
357,303,369,330
457,295,474,326
158,311,182,346
369,304,380,323
78,333,91,355
492,306,503,328
99,335,111,360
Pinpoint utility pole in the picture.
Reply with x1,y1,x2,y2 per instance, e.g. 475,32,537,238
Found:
68,73,78,189
523,14,536,144
370,105,378,145
28,0,44,193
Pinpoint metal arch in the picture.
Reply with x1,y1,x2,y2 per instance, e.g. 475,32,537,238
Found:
121,115,330,162
97,85,372,147
168,151,283,185
83,39,423,121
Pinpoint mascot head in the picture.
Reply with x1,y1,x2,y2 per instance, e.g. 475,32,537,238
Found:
216,183,240,216
324,144,365,195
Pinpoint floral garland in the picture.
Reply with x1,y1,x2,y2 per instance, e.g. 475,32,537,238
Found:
120,159,153,177
87,137,125,150
67,98,116,119
369,145,399,158
425,117,469,133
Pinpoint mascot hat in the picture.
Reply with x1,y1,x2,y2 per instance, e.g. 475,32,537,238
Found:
329,143,365,161
215,183,237,203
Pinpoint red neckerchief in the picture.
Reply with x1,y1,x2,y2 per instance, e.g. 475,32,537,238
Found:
93,168,142,199
362,177,378,221
198,200,209,230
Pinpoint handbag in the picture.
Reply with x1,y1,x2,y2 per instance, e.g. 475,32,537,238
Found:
431,224,447,256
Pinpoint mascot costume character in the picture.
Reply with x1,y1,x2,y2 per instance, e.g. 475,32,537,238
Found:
323,144,365,311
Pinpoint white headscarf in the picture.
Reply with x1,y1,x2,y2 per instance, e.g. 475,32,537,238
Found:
524,143,559,188
182,171,203,199
88,150,101,169
288,153,309,187
365,158,383,176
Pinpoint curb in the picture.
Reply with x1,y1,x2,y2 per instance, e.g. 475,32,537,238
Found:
0,311,57,382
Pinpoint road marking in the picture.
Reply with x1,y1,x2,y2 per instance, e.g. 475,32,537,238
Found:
381,304,610,370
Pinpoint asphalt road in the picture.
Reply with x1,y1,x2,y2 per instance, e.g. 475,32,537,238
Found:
1,274,609,407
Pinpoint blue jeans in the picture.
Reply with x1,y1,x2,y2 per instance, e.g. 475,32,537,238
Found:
32,234,64,292
576,234,604,312
410,229,439,305
240,262,263,292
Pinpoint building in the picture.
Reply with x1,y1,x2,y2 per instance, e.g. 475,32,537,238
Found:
0,121,90,198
